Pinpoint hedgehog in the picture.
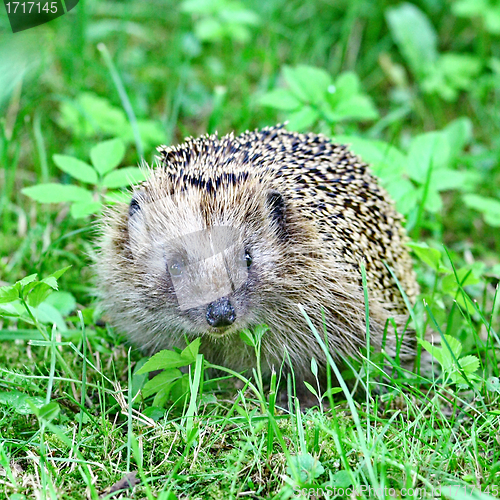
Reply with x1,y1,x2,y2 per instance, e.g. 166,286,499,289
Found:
96,125,418,397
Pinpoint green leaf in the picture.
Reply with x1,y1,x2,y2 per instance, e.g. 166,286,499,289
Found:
102,167,147,188
406,242,449,273
19,274,37,286
35,303,68,332
70,201,102,219
310,357,318,378
325,73,379,122
442,266,481,295
142,369,183,398
286,106,319,131
105,191,133,204
0,285,19,304
418,338,443,364
0,391,45,415
423,53,482,101
386,3,438,79
52,155,98,184
442,117,473,160
26,282,55,308
35,402,60,422
257,88,301,111
49,266,72,281
303,381,318,397
406,132,450,184
329,470,352,488
194,17,224,41
440,335,463,370
331,93,379,122
283,65,332,104
44,291,76,316
22,184,93,204
0,303,22,317
181,337,201,363
463,194,500,227
239,329,255,347
136,348,190,374
456,355,480,375
322,387,343,398
90,138,126,176
286,453,325,483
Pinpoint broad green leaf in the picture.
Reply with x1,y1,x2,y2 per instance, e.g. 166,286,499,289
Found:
442,117,473,159
283,65,332,104
49,266,72,281
194,17,224,41
303,381,318,397
35,303,68,332
35,402,60,422
102,167,147,189
58,92,129,139
45,291,76,316
181,337,201,363
0,303,22,317
322,387,343,398
220,8,260,26
442,267,481,295
26,283,55,308
90,138,126,176
22,184,93,204
105,191,133,204
329,470,353,488
423,53,482,101
257,89,301,111
463,194,500,227
431,169,477,192
70,201,102,219
136,348,189,374
0,391,45,415
19,274,38,287
285,106,319,131
456,355,480,375
52,155,98,184
142,369,183,398
331,94,379,122
286,453,325,483
330,72,361,101
440,335,463,370
406,242,449,273
0,285,18,304
418,338,443,364
406,132,450,184
386,3,438,79
310,357,318,377
240,329,255,347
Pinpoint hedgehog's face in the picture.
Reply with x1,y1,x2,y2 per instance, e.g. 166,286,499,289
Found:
125,182,288,339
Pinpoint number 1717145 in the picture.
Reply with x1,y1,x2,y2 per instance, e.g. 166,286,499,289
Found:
5,2,59,14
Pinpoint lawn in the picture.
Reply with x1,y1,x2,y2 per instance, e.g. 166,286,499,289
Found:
0,0,499,498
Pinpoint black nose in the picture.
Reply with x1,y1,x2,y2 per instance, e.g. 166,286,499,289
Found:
206,297,236,328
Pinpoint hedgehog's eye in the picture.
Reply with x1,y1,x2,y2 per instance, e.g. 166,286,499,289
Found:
168,260,185,277
245,251,252,268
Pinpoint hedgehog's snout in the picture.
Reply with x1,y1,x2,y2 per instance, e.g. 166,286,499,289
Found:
206,297,236,328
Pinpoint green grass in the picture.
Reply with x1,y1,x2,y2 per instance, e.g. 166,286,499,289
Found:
1,0,500,498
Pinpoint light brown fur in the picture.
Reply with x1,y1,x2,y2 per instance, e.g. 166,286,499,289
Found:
95,126,418,383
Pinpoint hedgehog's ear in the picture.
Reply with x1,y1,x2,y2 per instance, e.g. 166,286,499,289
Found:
266,189,287,236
